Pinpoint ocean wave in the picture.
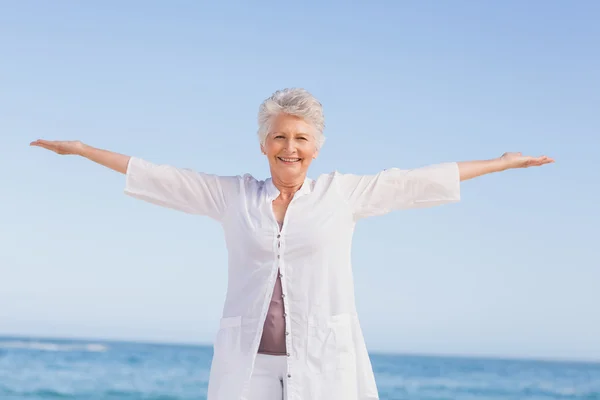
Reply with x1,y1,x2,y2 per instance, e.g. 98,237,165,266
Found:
0,387,75,399
376,376,600,399
0,387,186,400
103,390,184,400
0,340,108,353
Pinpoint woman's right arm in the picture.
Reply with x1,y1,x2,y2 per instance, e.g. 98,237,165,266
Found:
30,139,240,221
30,140,130,174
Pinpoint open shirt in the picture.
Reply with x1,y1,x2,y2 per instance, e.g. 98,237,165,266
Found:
124,157,461,400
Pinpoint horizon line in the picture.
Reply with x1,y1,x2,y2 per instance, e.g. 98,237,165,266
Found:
1,332,598,366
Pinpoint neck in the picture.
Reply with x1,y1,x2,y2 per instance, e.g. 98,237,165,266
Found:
271,174,306,199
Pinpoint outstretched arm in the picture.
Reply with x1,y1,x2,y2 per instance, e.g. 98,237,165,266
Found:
30,139,239,220
336,151,554,219
458,152,554,181
30,140,130,174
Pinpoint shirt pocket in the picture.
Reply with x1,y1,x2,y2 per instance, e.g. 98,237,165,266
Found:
212,316,243,372
306,313,355,374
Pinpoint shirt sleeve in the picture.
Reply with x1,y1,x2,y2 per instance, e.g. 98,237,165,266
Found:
123,157,240,221
335,162,461,219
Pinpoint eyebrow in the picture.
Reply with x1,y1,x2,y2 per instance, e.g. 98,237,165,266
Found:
271,132,311,137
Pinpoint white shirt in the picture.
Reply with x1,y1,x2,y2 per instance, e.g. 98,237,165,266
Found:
124,157,461,400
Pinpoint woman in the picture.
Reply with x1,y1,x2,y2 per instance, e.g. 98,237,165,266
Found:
31,88,553,400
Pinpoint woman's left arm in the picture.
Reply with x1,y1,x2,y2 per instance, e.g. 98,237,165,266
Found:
458,152,554,181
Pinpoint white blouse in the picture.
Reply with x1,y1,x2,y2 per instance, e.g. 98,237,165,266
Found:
124,157,461,400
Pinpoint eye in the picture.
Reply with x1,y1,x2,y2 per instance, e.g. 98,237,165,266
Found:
275,135,285,139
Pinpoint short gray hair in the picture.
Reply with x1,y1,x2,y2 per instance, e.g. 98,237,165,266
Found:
257,88,326,149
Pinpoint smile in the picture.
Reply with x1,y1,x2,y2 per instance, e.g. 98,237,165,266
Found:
278,157,301,163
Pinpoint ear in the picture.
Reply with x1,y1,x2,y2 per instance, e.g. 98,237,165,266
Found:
260,144,266,155
312,149,319,159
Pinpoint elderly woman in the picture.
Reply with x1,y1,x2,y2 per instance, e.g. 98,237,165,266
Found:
31,88,553,400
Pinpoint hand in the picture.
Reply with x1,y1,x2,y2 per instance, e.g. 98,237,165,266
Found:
30,139,85,156
499,152,554,170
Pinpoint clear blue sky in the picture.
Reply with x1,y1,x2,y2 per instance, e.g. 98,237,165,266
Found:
1,1,598,362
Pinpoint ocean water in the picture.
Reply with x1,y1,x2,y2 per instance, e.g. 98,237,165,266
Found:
1,336,599,400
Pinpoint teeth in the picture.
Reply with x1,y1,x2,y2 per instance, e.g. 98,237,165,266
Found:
279,157,300,162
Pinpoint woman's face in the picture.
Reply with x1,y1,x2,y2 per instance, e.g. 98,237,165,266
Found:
261,113,319,182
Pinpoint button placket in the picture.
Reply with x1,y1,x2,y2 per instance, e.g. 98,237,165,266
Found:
277,232,293,378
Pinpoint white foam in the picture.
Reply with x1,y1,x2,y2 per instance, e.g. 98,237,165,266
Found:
0,340,108,352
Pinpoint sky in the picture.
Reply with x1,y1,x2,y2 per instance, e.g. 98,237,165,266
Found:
1,1,599,362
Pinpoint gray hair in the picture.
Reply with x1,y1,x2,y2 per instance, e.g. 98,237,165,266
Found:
257,88,326,150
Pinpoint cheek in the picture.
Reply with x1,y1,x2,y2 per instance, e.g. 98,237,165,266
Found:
301,147,318,160
298,141,316,153
264,141,281,156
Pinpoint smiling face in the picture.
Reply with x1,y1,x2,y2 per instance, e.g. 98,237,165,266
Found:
261,113,319,185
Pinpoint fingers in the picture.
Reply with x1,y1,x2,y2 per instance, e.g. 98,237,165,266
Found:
31,141,55,150
528,156,554,167
537,155,555,164
30,139,60,153
30,139,53,148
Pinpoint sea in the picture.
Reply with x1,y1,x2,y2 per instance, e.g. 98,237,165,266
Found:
1,336,599,400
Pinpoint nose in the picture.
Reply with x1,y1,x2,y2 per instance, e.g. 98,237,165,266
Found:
283,138,297,153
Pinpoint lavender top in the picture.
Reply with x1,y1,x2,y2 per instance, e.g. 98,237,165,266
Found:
257,271,287,355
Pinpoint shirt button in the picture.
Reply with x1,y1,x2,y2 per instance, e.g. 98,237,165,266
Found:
279,273,283,278
285,331,289,335
281,293,285,298
277,234,281,238
287,353,290,357
277,255,280,259
283,312,287,317
287,374,292,378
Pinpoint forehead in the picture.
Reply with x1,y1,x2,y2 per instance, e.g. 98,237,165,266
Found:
269,114,314,135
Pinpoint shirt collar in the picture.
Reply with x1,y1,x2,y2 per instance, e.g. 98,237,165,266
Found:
265,177,313,201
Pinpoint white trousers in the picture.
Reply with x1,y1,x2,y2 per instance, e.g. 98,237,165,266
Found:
246,354,288,400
